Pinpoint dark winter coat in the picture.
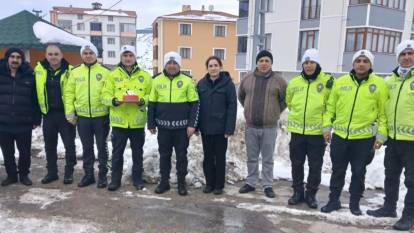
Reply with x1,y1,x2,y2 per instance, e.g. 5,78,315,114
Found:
197,71,237,135
0,59,41,132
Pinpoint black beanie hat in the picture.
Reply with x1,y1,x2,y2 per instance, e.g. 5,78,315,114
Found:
5,48,25,62
256,50,273,64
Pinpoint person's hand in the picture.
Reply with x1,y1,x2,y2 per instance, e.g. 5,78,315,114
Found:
323,132,331,144
373,140,383,150
112,98,122,106
67,116,78,126
187,127,196,138
137,98,145,107
149,128,157,134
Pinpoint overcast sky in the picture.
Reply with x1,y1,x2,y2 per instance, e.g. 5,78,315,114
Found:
0,0,239,28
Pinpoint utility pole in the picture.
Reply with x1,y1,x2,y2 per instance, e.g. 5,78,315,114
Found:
250,0,266,71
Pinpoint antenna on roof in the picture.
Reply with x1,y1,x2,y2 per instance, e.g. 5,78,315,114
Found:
32,9,43,18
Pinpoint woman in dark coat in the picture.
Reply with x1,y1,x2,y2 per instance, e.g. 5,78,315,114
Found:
197,56,237,195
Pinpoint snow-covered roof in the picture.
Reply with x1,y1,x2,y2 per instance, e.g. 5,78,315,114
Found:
51,6,136,17
158,10,237,23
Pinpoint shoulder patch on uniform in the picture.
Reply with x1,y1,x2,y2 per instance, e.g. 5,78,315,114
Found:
326,76,334,89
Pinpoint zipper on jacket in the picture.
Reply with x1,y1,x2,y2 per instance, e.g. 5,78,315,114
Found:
345,81,361,139
169,79,173,102
12,78,16,104
302,81,311,135
88,66,92,117
393,79,406,140
44,85,48,113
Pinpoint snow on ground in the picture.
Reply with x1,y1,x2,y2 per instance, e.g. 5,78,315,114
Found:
0,205,102,233
19,188,73,209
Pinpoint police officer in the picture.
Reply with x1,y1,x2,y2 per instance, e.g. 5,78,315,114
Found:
321,50,388,215
367,40,414,231
34,44,76,185
101,45,152,191
148,51,199,196
64,44,110,188
286,49,333,209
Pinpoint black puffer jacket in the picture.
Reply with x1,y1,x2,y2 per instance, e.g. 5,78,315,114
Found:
197,71,237,135
0,59,41,132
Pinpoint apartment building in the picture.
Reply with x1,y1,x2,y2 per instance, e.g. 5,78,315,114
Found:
236,0,414,77
153,5,239,82
50,2,137,66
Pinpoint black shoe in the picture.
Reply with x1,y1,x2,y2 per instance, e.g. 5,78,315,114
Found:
321,200,341,213
288,191,305,205
1,176,18,186
203,185,214,193
305,192,318,209
41,174,59,184
349,202,362,216
393,216,414,231
213,188,223,195
133,180,145,190
107,181,121,191
19,175,32,186
239,184,255,194
77,175,95,187
63,172,74,185
154,182,170,194
264,187,275,198
366,206,397,218
178,182,188,196
97,176,107,188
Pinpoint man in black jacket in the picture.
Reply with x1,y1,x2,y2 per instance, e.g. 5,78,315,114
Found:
0,48,41,186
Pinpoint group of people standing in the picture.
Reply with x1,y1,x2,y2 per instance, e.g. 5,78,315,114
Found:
0,38,413,231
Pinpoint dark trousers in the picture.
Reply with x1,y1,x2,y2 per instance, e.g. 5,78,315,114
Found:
201,134,228,189
42,111,76,176
111,127,145,184
77,116,109,176
157,129,189,183
328,134,375,201
0,130,32,177
289,133,325,194
383,139,414,217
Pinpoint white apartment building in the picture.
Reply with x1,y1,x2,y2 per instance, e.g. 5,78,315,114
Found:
236,0,414,78
50,2,137,66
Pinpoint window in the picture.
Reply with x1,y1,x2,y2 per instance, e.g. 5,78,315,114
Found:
411,34,414,40
260,0,273,12
90,22,102,31
239,71,248,81
214,25,226,37
108,16,113,21
77,23,85,31
181,70,192,76
345,28,402,53
120,37,135,47
373,0,405,10
90,36,103,57
153,45,158,59
298,30,319,60
57,20,72,32
77,14,83,20
302,0,321,20
108,51,116,58
214,48,226,60
107,37,115,44
107,24,115,32
239,0,249,18
349,0,370,4
120,23,135,33
179,23,192,35
238,36,248,53
265,33,272,50
153,23,159,38
179,47,192,59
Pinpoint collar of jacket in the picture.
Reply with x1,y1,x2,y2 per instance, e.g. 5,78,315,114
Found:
350,68,373,84
119,62,139,76
40,58,69,75
204,71,230,86
301,64,322,82
254,68,273,79
163,69,181,79
392,66,414,80
83,60,98,68
0,58,33,77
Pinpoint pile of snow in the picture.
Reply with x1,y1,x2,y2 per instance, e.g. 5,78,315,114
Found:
84,10,129,17
19,188,73,209
33,21,91,47
163,14,237,22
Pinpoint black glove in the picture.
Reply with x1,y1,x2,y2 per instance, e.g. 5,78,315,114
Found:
137,98,145,106
112,98,121,106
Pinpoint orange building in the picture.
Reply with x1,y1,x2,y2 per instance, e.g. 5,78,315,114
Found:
153,5,239,83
